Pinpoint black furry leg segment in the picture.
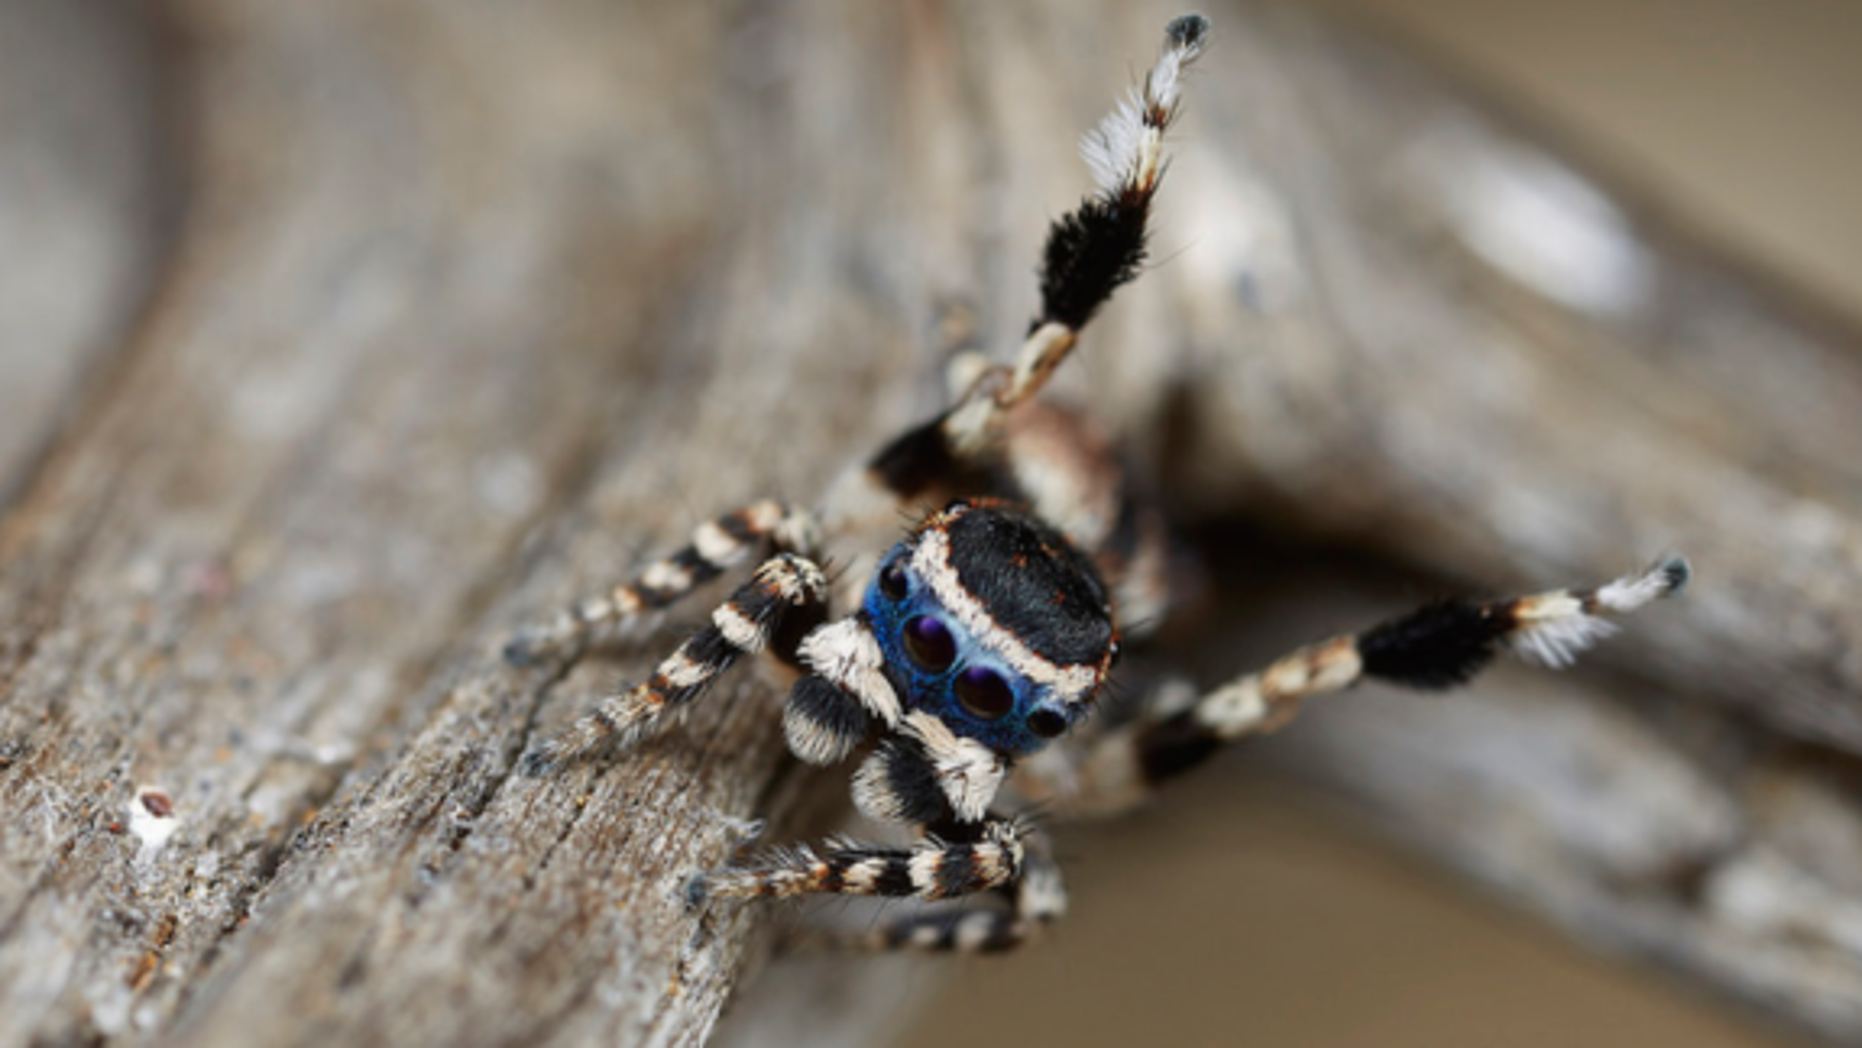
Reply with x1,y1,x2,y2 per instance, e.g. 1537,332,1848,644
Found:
1060,557,1690,814
521,553,829,774
865,17,1210,500
503,500,820,666
687,816,1027,909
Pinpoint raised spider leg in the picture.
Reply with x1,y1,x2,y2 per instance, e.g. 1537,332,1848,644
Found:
942,13,1209,453
847,15,1209,513
504,500,819,666
1040,556,1691,817
521,552,829,774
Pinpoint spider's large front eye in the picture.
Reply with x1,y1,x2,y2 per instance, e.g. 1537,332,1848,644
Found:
903,615,956,671
954,667,1014,721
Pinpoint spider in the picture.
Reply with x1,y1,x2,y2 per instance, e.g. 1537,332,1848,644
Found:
504,13,1688,954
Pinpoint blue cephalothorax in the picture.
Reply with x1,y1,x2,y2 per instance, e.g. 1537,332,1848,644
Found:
861,501,1116,756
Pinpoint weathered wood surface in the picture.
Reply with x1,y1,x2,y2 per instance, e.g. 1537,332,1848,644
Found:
0,0,1858,1045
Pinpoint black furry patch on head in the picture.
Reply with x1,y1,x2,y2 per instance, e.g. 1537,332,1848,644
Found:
1037,196,1149,332
943,507,1113,667
1357,598,1514,690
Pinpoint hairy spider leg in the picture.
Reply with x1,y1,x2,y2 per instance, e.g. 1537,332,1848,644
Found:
1031,557,1692,818
521,553,830,773
689,813,1027,909
701,696,1068,954
812,17,1203,642
940,12,1209,454
817,831,1070,955
504,500,820,666
757,555,1689,950
837,16,1210,529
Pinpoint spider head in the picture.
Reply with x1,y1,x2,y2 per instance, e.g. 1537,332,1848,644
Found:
862,500,1116,756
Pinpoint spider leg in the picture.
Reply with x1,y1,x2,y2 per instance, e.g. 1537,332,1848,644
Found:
504,500,819,666
720,702,1067,954
1041,556,1691,816
779,616,904,766
838,17,1210,516
941,14,1208,455
816,833,1067,955
687,814,1026,909
693,708,1035,924
521,552,829,774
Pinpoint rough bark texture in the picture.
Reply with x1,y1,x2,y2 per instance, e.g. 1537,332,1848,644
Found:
0,0,1858,1045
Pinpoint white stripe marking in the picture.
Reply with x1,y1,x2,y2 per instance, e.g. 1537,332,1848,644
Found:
660,651,711,689
799,618,902,726
642,560,693,592
693,521,743,565
903,712,1007,823
712,604,766,653
912,530,1101,702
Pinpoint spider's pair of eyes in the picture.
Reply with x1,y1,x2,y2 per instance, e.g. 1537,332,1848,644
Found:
879,561,1065,738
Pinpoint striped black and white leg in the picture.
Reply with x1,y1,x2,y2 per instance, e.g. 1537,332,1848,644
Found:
776,615,903,766
521,552,829,774
859,15,1210,503
1052,556,1691,815
695,703,1037,938
834,834,1068,955
687,815,1028,910
504,500,820,666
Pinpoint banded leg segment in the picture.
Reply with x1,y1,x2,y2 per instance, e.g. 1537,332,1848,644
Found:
522,553,829,773
1055,557,1690,816
832,836,1067,955
505,500,820,665
864,16,1210,499
689,816,1026,908
943,14,1209,454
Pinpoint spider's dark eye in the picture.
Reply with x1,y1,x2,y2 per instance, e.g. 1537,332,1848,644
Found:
903,615,956,671
1027,708,1069,739
878,560,909,600
954,667,1014,721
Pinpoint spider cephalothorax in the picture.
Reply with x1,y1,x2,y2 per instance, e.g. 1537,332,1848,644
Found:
863,501,1115,755
505,13,1687,953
